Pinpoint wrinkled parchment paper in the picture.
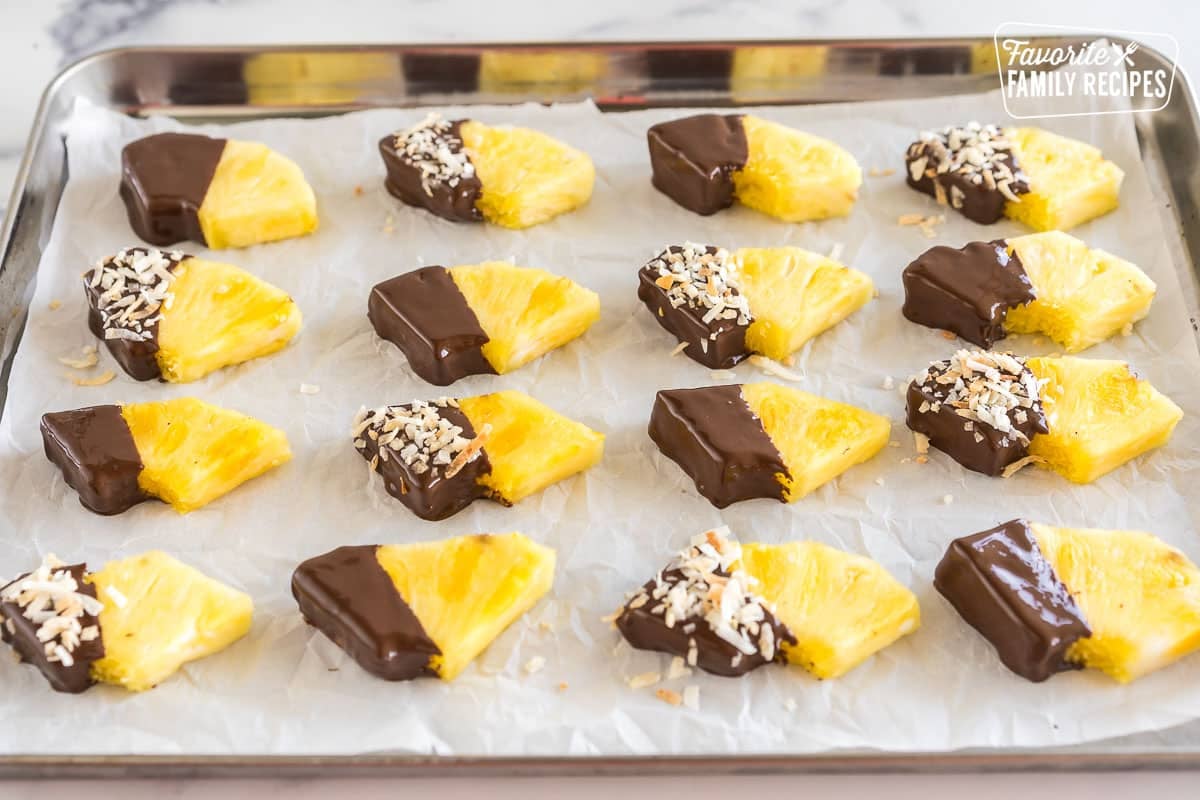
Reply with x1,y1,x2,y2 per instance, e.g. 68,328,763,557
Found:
1,78,1199,757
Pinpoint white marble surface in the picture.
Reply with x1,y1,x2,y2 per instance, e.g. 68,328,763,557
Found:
2,0,1200,796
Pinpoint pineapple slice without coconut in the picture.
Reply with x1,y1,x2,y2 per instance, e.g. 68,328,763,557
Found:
457,391,604,504
740,382,890,501
732,115,862,222
122,397,292,512
736,246,874,361
88,551,253,691
1005,232,1155,352
1027,357,1182,483
459,121,594,229
375,533,556,679
447,262,600,375
741,541,920,678
1005,127,1124,232
1031,524,1200,683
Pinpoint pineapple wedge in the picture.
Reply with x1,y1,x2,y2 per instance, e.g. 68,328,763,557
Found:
458,391,604,504
88,551,253,691
447,262,600,374
732,115,862,222
155,257,302,383
736,246,874,361
375,533,555,680
1032,524,1200,683
741,382,890,501
741,541,920,678
459,121,594,229
1027,357,1182,483
1006,232,1155,352
122,397,292,512
197,139,319,249
1005,128,1124,232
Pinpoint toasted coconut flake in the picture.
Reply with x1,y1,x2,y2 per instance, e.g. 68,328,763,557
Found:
299,383,321,395
749,354,803,382
523,656,546,675
709,369,736,380
913,432,930,455
655,688,683,706
868,167,896,177
628,671,661,690
390,113,475,195
48,300,62,311
669,341,689,357
1001,454,1047,478
68,370,115,387
645,244,751,329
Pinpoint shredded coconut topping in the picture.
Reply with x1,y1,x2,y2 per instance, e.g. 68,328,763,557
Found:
906,122,1028,204
352,398,485,480
391,113,476,196
914,349,1046,444
0,555,103,668
623,527,781,668
646,243,752,328
86,247,185,343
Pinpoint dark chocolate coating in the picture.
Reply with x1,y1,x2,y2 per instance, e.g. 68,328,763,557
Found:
905,377,1048,478
902,240,1035,348
647,114,748,216
935,519,1090,682
905,142,1029,225
648,385,787,508
637,248,750,370
356,403,493,520
119,132,227,246
41,406,149,516
377,121,483,223
617,567,795,678
0,564,104,694
292,545,440,681
368,266,497,386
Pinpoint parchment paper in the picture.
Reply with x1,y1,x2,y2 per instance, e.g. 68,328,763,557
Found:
1,77,1199,756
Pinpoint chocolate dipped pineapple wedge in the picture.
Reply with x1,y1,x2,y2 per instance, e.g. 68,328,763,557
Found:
370,261,599,385
648,113,862,221
649,382,889,508
353,391,603,520
86,247,302,382
937,519,1200,683
379,113,594,229
121,132,317,249
616,527,918,678
42,398,291,515
293,532,555,681
1,552,252,693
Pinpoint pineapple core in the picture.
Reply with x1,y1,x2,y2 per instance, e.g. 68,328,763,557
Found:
1004,127,1123,232
375,533,555,680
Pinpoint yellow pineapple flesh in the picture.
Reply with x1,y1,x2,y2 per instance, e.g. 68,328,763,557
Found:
87,551,253,691
1004,127,1123,232
447,262,599,374
375,532,555,680
459,121,594,229
197,139,318,249
731,115,861,222
736,246,874,361
121,398,292,513
1031,524,1200,683
458,391,603,504
740,382,889,501
1027,356,1182,483
740,541,919,679
1005,232,1155,352
156,257,302,383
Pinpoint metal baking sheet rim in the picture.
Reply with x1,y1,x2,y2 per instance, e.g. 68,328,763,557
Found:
1,38,1198,777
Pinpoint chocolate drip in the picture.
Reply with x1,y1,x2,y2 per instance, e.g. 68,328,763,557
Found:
356,403,492,520
647,114,748,215
935,519,1090,682
902,240,1035,348
368,266,497,386
120,132,227,246
648,385,787,508
292,545,440,681
378,121,483,223
637,248,750,369
41,406,149,516
617,567,795,677
0,564,104,694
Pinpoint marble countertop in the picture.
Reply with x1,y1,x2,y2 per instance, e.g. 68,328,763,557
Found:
2,0,1200,795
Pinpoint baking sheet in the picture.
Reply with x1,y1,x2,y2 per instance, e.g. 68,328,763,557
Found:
0,73,1199,757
